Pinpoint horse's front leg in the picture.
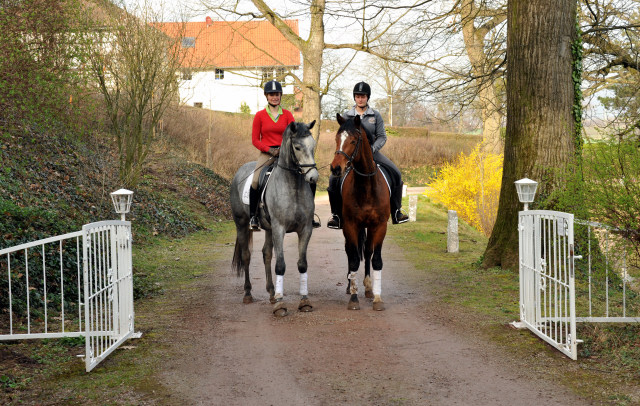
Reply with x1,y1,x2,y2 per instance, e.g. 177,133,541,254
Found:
370,224,387,311
262,231,275,304
344,224,361,310
296,226,313,312
271,225,288,317
363,229,374,299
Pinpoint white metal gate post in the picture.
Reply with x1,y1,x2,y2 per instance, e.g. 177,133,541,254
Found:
116,222,134,340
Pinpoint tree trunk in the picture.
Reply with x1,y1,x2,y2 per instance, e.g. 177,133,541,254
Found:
301,0,325,142
482,0,577,269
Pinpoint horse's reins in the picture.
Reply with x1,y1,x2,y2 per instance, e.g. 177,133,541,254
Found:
334,130,378,177
237,155,277,184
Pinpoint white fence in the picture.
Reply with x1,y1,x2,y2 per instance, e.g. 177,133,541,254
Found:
516,210,639,360
0,220,139,372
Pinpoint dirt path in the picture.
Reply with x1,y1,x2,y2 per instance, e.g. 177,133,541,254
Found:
157,197,595,406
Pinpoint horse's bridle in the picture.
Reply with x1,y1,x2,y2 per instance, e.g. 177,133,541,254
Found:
277,136,317,176
335,130,377,177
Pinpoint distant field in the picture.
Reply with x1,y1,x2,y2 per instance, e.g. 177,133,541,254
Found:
163,107,481,188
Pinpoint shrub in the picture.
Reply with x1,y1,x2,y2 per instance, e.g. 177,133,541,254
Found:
239,101,252,114
426,145,503,236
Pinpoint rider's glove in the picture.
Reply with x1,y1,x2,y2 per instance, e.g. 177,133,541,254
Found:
268,147,280,157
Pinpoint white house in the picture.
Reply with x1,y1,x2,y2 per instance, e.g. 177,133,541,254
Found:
155,18,301,114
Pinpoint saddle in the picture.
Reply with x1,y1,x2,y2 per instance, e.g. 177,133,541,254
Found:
242,160,276,206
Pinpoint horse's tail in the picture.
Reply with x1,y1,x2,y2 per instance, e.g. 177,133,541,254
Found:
232,227,253,277
357,228,366,262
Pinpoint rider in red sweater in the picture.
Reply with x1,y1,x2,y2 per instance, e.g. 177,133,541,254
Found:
249,80,319,230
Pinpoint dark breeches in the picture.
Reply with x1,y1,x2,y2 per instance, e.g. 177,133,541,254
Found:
373,151,401,188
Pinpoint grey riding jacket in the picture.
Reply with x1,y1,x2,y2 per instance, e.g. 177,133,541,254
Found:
342,106,386,154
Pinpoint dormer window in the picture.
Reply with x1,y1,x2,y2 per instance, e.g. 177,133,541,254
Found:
181,37,195,48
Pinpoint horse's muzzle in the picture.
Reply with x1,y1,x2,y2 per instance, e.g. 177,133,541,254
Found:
305,168,319,184
330,164,342,177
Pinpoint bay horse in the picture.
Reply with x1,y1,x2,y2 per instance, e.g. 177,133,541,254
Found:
230,121,318,317
330,114,390,311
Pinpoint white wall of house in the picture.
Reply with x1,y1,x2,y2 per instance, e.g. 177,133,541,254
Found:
178,69,296,114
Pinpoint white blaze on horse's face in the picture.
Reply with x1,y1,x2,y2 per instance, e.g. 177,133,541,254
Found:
339,130,349,149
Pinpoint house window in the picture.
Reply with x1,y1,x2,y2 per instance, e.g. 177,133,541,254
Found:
276,67,286,79
262,68,274,82
181,37,195,48
194,102,203,108
182,70,192,80
215,69,224,80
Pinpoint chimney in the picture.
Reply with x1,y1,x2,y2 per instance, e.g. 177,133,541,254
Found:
206,16,213,27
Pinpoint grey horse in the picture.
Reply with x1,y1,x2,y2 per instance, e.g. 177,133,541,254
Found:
230,120,318,317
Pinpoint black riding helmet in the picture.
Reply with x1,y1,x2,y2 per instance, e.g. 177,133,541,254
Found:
353,81,371,100
264,80,283,94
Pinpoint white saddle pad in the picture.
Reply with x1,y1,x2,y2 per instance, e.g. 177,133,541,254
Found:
242,172,254,205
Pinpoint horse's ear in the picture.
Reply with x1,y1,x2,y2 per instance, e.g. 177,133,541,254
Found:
287,121,297,133
337,113,346,125
354,114,361,127
307,120,316,130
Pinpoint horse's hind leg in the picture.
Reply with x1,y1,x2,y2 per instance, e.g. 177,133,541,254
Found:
234,224,253,304
262,231,276,304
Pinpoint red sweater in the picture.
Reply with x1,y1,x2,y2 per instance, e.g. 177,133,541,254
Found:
252,108,294,153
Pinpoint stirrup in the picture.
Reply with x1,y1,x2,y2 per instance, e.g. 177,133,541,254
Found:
394,209,409,224
250,216,261,231
312,213,321,229
327,214,342,229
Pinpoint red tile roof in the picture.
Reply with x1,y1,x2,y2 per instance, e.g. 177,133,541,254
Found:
154,19,300,69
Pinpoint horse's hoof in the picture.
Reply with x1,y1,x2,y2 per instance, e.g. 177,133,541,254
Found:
269,296,277,304
348,300,360,310
372,301,385,311
243,295,253,304
273,301,288,317
298,298,313,312
365,290,374,299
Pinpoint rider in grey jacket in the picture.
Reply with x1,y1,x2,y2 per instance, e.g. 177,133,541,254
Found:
327,81,409,229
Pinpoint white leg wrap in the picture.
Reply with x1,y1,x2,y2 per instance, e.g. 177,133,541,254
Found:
372,270,382,296
299,273,308,296
275,275,284,299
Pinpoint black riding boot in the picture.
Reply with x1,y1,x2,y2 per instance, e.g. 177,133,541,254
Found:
249,187,261,231
310,183,321,228
391,183,409,224
327,188,343,229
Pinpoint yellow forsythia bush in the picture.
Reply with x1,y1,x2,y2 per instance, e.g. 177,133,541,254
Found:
425,145,503,236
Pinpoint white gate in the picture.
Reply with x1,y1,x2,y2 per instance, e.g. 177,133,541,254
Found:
515,210,578,360
0,220,139,372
